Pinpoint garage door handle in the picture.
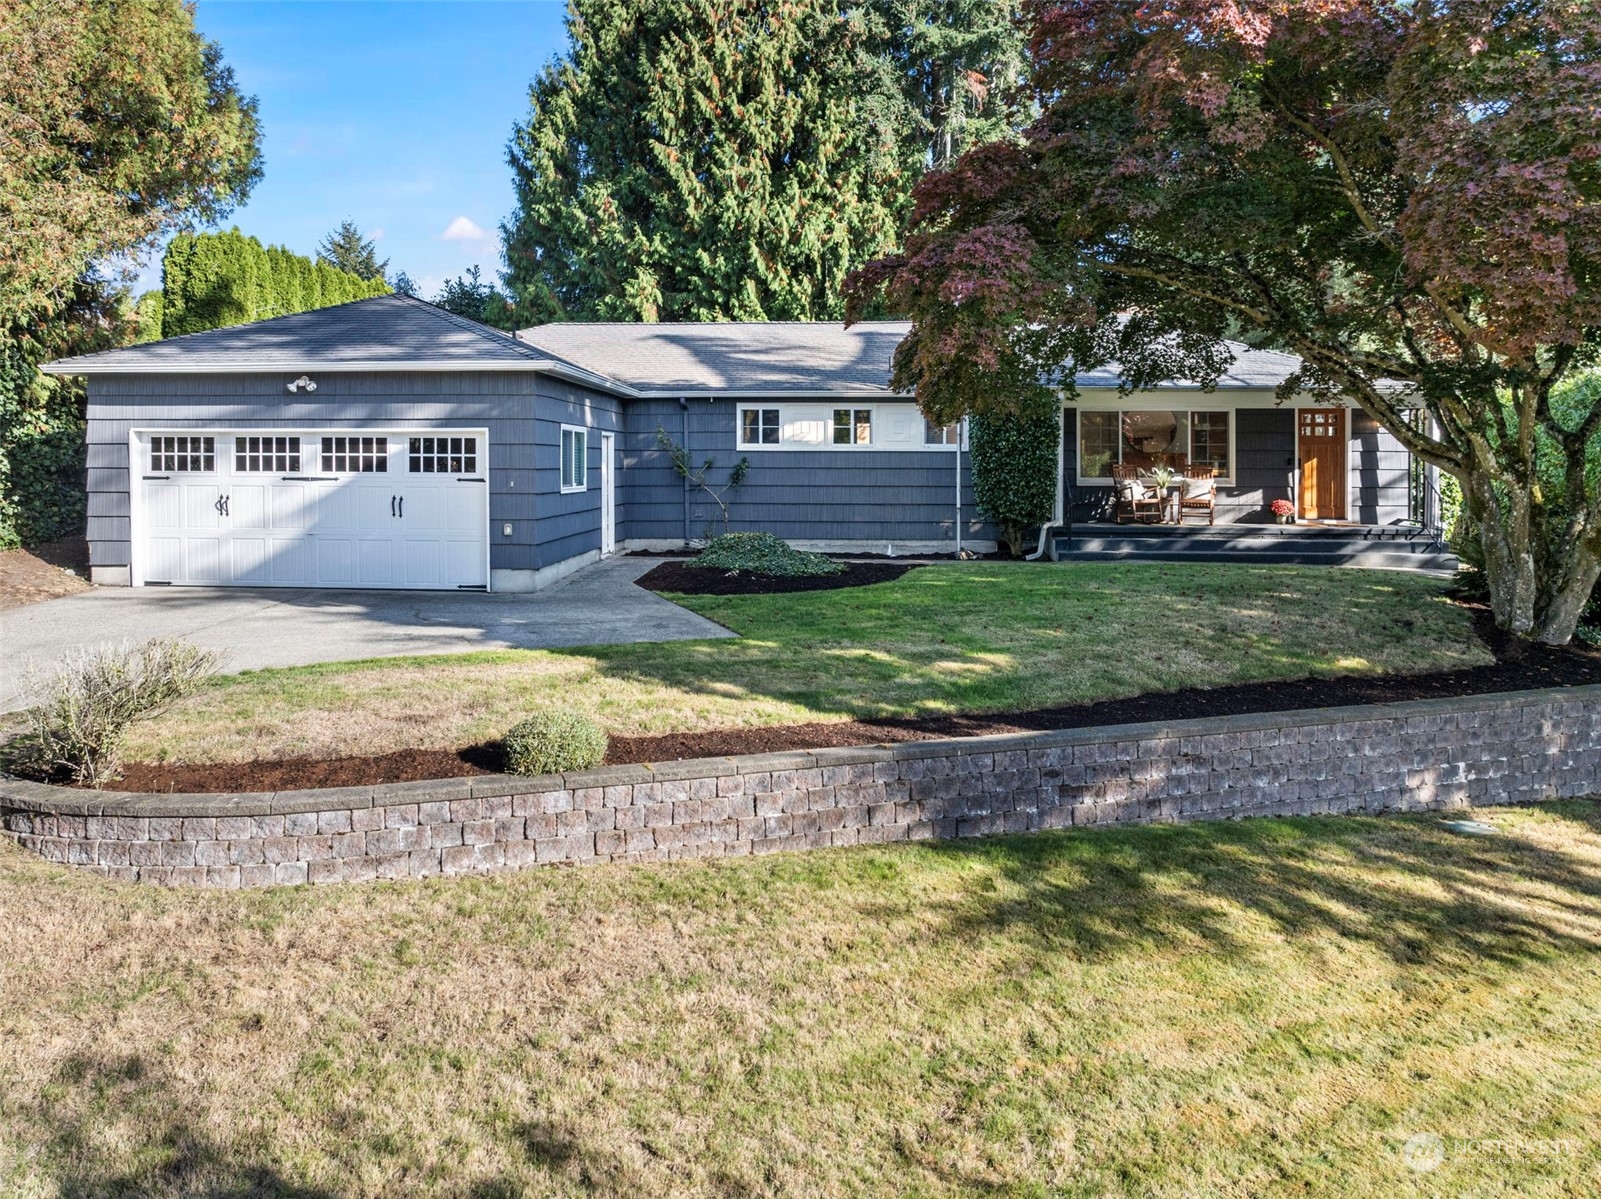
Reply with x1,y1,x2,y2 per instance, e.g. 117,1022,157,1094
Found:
457,477,485,482
214,495,229,517
398,496,403,519
391,495,396,518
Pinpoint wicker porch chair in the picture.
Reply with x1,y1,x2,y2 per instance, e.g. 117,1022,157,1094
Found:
1177,466,1217,526
1111,464,1163,524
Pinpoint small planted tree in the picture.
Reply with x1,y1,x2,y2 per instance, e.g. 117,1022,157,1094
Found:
655,427,751,543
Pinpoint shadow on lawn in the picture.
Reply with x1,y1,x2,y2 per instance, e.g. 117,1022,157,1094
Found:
911,800,1601,969
30,1052,335,1199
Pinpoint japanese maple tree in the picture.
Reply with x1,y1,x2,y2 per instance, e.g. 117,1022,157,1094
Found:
849,0,1601,643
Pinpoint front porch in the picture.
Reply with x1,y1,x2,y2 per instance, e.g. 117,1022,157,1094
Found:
1051,520,1456,572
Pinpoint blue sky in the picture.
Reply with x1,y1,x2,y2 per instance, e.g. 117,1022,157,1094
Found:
134,1,570,298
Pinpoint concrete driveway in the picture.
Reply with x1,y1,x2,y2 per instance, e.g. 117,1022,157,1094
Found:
0,556,731,712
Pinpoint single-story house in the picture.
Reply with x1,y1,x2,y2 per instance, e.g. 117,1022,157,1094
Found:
42,295,1421,591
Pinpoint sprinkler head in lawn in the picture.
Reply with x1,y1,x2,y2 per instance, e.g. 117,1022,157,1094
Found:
1440,818,1498,837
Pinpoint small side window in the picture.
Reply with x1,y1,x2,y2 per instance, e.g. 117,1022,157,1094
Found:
923,419,960,446
832,408,872,446
740,408,780,446
561,426,588,491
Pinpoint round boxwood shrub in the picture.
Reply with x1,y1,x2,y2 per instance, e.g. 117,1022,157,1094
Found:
502,710,608,775
689,532,844,577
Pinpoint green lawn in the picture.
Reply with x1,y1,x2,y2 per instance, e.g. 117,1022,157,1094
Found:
123,562,1490,766
3,801,1598,1196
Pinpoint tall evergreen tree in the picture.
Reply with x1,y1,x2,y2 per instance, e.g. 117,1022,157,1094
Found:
879,0,1025,169
160,229,388,337
502,0,923,322
317,219,388,281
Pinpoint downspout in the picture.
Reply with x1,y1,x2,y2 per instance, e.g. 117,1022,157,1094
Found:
1025,404,1067,561
954,416,963,558
679,397,690,547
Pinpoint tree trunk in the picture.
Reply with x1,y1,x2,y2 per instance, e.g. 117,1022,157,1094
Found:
1466,471,1537,636
1464,467,1596,645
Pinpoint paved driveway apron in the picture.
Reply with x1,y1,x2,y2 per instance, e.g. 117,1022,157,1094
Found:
0,556,731,712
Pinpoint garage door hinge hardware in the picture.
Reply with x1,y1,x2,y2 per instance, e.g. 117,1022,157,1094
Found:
457,584,488,591
143,475,171,481
458,477,485,483
282,475,338,482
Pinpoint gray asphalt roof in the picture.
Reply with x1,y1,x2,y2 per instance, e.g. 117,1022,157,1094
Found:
516,321,1305,394
41,295,551,373
513,321,913,394
42,294,1309,393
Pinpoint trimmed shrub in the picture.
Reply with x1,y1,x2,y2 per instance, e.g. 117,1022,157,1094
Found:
970,404,1059,557
689,532,844,577
503,710,608,775
20,639,221,786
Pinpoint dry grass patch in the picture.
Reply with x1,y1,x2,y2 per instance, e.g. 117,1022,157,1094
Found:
121,563,1489,766
2,802,1599,1196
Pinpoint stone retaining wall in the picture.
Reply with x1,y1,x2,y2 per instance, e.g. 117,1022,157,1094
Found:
4,685,1599,888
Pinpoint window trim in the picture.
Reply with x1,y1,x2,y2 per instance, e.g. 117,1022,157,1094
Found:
1074,405,1236,486
560,424,588,493
738,407,782,447
832,407,875,447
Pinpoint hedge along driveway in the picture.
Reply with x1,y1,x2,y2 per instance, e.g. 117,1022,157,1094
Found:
119,563,1493,767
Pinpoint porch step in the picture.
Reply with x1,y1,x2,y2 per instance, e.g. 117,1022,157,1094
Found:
1052,525,1457,572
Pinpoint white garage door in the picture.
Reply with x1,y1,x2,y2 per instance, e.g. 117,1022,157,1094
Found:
135,430,489,590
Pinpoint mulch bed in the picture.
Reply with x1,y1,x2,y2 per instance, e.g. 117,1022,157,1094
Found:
0,535,91,611
635,560,916,596
32,607,1601,794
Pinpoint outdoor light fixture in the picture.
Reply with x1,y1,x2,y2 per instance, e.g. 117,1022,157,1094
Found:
287,375,318,393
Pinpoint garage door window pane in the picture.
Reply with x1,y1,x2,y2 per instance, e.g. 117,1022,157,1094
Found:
409,435,477,474
321,436,389,473
235,436,301,473
149,436,215,473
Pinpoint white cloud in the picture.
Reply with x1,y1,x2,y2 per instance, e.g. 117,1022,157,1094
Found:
370,227,386,241
441,215,489,241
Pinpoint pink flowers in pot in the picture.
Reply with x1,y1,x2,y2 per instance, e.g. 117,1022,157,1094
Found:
1270,499,1294,517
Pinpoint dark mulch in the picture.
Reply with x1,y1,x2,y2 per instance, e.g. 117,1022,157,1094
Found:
607,611,1599,762
99,745,504,795
39,606,1599,792
635,559,916,596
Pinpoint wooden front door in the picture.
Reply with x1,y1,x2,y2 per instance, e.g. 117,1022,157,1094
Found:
1298,409,1347,520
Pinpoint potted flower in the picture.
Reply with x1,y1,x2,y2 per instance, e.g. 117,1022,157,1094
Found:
1147,465,1178,492
1270,498,1295,525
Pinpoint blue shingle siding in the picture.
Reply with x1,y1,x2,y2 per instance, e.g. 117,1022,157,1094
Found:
528,378,622,570
1352,411,1411,525
620,397,992,547
1230,407,1296,521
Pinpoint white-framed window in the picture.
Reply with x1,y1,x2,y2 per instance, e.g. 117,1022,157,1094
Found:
149,435,215,473
234,436,301,473
739,408,781,446
1078,409,1231,481
924,418,961,446
321,436,389,473
561,425,588,491
833,408,873,446
409,435,478,474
